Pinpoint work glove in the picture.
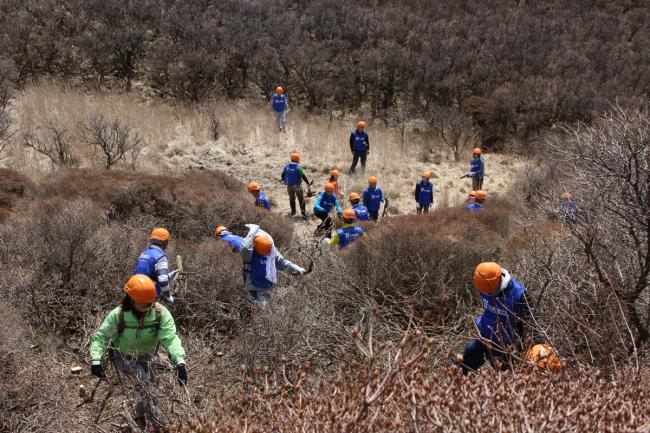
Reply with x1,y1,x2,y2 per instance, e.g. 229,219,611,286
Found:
169,269,180,281
416,203,421,209
90,361,106,379
176,363,188,386
291,266,306,275
164,293,174,305
321,237,331,246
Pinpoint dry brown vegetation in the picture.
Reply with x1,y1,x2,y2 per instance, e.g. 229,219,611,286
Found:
2,106,650,431
0,2,649,430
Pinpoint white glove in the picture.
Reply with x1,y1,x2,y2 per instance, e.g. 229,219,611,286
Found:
291,266,305,275
321,237,331,246
169,269,180,281
416,203,421,209
165,294,174,305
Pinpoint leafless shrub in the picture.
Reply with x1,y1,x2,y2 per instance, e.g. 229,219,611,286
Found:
0,58,18,155
428,105,478,162
23,122,79,167
166,320,650,433
82,114,142,169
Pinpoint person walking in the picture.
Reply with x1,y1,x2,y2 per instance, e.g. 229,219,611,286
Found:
270,86,288,132
90,274,187,432
135,228,179,304
281,152,310,219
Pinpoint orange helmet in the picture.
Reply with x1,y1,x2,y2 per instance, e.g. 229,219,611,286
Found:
123,274,157,304
247,182,261,193
275,86,284,94
342,208,357,221
357,120,366,129
422,171,431,179
473,262,502,295
475,190,487,201
561,192,572,201
368,176,377,185
348,192,361,202
290,152,300,162
253,235,273,256
214,226,228,238
473,147,482,155
525,344,564,372
330,169,340,177
149,228,170,242
324,182,336,193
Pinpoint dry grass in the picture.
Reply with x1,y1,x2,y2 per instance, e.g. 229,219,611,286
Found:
4,82,526,221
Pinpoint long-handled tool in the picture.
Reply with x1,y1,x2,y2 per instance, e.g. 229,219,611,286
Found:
306,180,316,198
381,197,391,218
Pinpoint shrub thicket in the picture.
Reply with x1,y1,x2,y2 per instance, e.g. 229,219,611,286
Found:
1,1,648,147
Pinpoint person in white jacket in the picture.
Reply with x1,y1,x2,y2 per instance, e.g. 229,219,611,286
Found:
214,224,305,308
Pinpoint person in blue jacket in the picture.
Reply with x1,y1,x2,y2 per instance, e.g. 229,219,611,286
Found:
214,225,305,308
349,120,369,174
281,152,310,219
247,182,271,211
214,226,244,251
454,262,539,375
464,147,485,191
466,190,486,211
313,182,343,237
415,171,434,214
559,192,581,225
270,86,288,132
328,209,364,249
347,192,369,221
135,228,179,304
363,176,384,221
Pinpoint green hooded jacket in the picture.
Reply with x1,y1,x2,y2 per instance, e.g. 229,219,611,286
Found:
90,303,185,365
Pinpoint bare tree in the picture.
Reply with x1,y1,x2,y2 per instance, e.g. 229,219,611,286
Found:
23,122,79,167
544,106,650,347
0,58,18,156
82,114,142,170
428,106,478,162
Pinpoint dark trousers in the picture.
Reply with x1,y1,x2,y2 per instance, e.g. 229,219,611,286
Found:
314,210,333,237
350,150,367,174
368,210,379,221
111,349,162,429
456,339,509,375
472,176,484,191
416,204,430,214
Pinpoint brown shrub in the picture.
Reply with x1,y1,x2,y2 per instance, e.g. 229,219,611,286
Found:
0,168,35,218
341,205,512,331
39,168,292,245
167,329,650,433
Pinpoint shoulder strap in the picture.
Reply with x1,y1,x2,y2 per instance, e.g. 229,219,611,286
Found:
153,302,162,331
117,307,126,335
117,304,163,333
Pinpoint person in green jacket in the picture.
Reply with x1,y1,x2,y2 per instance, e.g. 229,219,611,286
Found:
90,274,187,432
